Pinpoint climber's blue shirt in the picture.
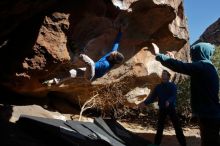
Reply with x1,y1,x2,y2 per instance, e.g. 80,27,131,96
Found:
144,82,177,109
94,31,122,79
155,42,220,118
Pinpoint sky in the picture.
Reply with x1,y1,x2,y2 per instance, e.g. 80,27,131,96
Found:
183,0,220,44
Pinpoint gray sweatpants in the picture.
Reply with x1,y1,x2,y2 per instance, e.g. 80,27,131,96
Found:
70,54,95,80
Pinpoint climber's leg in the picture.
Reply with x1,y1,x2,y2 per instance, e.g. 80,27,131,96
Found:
79,54,95,80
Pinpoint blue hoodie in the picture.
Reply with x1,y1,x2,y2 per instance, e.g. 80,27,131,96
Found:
156,42,220,118
94,31,122,79
144,82,177,109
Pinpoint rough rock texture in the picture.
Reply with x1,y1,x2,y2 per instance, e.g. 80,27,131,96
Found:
194,18,220,46
0,0,189,108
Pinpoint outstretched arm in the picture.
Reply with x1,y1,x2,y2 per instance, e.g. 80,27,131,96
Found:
97,29,123,63
138,86,158,108
111,30,122,52
152,43,203,75
144,86,158,105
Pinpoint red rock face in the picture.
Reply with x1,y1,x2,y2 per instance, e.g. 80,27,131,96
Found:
0,0,189,105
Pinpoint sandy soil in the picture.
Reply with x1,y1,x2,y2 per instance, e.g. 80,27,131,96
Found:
121,122,201,146
74,115,202,146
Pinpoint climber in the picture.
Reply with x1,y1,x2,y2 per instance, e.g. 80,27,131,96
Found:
43,26,125,86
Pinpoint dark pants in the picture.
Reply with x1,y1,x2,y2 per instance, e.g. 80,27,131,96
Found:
199,118,220,146
154,107,186,146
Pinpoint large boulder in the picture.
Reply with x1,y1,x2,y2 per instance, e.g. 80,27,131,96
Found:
0,0,189,107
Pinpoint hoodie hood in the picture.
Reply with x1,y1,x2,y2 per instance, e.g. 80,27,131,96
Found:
190,42,215,63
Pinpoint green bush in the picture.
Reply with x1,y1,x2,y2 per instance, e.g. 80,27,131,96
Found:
212,45,220,97
176,77,192,124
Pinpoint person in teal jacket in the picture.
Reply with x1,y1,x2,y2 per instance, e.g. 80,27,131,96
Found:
152,42,220,146
43,27,124,86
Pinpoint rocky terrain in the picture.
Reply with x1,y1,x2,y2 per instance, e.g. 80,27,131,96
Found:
0,0,189,105
194,17,220,46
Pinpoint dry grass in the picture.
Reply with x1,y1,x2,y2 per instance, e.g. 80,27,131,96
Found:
79,82,130,120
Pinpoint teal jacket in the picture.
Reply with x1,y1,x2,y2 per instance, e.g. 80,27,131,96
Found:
156,42,220,118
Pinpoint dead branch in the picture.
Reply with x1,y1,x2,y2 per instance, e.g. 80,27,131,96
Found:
79,94,99,121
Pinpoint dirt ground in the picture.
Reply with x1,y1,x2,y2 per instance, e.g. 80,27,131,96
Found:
120,122,201,146
74,115,201,146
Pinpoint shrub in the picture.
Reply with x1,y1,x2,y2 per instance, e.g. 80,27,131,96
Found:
212,45,220,97
79,82,130,120
176,77,192,124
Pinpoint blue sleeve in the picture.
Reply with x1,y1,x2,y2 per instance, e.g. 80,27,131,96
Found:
96,31,122,63
156,53,203,76
144,86,158,105
167,84,177,103
111,31,122,51
97,52,111,62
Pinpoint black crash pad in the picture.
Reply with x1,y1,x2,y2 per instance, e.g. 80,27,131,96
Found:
17,115,152,146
